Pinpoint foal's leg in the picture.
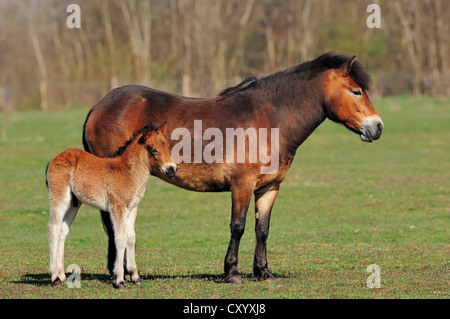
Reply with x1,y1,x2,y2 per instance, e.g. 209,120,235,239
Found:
224,183,254,284
125,205,141,284
48,187,71,285
110,205,128,289
55,197,81,283
253,185,279,281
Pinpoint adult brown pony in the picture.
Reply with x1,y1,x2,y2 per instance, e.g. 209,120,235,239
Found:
83,53,383,284
46,123,176,288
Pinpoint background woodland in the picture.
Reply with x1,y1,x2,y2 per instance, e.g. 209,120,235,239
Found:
0,0,448,111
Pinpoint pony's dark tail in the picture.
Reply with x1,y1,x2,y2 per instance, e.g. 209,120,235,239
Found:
82,107,120,276
82,108,94,153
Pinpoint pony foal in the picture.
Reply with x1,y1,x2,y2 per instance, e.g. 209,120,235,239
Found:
46,122,176,288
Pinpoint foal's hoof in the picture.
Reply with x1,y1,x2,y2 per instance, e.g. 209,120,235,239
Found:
132,277,142,285
51,278,62,287
114,281,126,289
225,275,245,284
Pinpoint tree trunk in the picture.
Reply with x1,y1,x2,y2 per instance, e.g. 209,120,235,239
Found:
27,8,48,111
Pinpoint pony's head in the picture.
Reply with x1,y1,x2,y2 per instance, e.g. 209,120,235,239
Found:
138,122,177,178
322,55,383,142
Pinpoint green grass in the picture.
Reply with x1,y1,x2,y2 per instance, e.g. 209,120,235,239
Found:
0,96,448,299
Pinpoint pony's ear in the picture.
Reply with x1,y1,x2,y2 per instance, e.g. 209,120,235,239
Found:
337,55,356,77
158,121,167,134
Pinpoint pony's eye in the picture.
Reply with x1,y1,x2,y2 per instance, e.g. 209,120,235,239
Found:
351,89,362,96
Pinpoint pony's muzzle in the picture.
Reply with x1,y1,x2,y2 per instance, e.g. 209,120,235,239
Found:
360,116,384,142
163,163,177,178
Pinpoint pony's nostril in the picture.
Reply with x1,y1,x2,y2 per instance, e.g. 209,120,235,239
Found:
377,122,383,133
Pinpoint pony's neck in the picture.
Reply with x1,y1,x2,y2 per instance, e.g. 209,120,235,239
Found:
262,74,327,155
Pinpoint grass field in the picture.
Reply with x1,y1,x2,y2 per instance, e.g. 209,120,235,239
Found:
0,96,448,299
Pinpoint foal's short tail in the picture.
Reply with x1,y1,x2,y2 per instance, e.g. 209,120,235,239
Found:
45,162,50,189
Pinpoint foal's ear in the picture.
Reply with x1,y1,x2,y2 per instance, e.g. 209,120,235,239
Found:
138,134,146,145
138,127,150,144
337,55,356,77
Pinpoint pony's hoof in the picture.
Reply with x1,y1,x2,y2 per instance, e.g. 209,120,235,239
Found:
258,273,276,282
225,275,244,284
114,281,126,289
51,278,62,287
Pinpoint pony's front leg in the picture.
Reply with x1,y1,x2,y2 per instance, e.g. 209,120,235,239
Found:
224,183,254,284
125,205,141,284
253,185,279,281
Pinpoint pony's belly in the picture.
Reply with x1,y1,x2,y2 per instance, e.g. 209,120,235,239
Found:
151,161,289,193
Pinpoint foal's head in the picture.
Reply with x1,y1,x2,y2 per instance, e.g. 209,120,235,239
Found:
322,55,383,142
138,122,177,178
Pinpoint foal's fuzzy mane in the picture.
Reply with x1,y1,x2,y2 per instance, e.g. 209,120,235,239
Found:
108,123,159,158
219,52,371,98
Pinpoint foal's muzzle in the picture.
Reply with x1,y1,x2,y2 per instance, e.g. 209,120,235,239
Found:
360,116,384,143
163,163,177,178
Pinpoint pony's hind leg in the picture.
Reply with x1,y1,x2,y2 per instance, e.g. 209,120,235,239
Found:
253,186,279,281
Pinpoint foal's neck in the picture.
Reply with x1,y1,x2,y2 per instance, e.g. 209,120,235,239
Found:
116,141,150,179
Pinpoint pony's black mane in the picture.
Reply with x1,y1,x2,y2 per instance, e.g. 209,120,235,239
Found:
108,123,159,158
219,52,371,98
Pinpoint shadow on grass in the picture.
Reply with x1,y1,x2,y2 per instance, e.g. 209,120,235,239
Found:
14,272,112,287
15,272,291,286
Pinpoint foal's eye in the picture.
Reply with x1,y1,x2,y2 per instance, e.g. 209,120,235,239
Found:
148,147,158,155
351,89,362,96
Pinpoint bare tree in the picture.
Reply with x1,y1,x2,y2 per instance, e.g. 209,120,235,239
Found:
26,3,48,111
0,0,449,112
120,0,152,85
102,2,119,89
